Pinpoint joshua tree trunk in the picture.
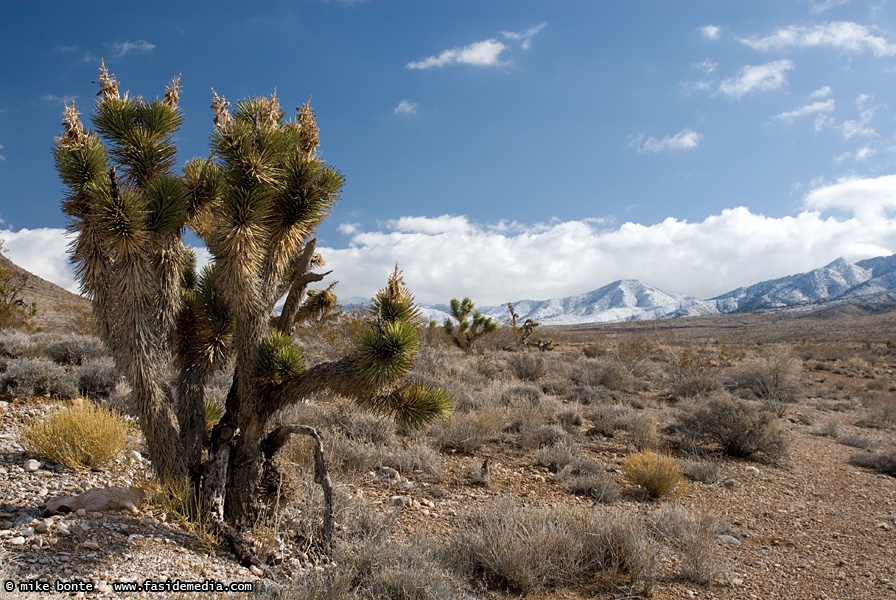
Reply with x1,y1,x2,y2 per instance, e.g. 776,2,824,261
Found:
54,62,450,554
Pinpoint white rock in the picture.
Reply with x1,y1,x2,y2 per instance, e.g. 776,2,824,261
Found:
9,536,25,545
24,459,41,472
81,541,100,550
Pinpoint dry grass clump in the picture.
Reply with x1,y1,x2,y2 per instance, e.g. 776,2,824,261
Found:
142,475,219,550
849,448,896,477
651,505,730,585
18,399,131,472
445,501,657,594
622,450,683,498
670,393,789,464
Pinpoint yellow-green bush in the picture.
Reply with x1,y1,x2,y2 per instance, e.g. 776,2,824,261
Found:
622,450,682,498
18,399,131,472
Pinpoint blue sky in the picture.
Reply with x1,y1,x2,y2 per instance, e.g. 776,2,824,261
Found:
3,0,896,305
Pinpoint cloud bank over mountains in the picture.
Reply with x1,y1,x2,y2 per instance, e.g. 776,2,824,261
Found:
5,176,895,306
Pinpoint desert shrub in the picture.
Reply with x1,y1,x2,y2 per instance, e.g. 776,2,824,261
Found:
18,399,131,472
729,350,802,412
508,353,546,382
445,501,657,593
534,438,579,473
501,384,543,407
76,356,119,398
571,357,632,391
622,450,682,498
586,404,637,437
855,394,896,429
810,419,839,438
558,458,620,503
45,334,107,365
624,411,660,450
557,406,583,432
326,432,443,481
838,434,877,450
567,383,616,405
612,335,656,375
0,357,78,399
651,506,729,585
430,409,504,454
0,330,35,358
670,394,789,463
662,343,725,401
849,448,896,476
682,458,721,484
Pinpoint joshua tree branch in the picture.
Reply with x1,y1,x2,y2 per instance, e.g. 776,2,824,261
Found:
261,424,334,548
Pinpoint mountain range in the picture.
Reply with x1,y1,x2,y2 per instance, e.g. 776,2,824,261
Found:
416,254,896,326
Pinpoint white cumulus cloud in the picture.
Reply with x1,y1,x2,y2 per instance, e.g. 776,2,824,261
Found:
9,176,896,308
773,98,836,122
393,100,418,116
630,129,702,154
502,22,547,50
741,21,896,56
407,39,509,69
717,60,794,99
701,25,722,40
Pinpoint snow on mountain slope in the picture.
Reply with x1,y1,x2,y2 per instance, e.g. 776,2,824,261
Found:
383,254,896,326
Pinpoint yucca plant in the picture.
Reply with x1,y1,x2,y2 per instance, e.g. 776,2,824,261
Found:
53,61,450,559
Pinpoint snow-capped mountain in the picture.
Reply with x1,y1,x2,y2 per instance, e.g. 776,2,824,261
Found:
415,254,896,326
709,255,896,313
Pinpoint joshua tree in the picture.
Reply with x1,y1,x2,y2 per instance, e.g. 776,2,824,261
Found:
53,61,449,560
443,297,497,350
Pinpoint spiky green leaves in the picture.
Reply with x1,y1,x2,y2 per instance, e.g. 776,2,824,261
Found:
92,98,182,189
371,266,421,325
355,320,419,384
362,383,452,429
178,264,234,370
146,175,187,234
55,134,109,202
258,331,305,385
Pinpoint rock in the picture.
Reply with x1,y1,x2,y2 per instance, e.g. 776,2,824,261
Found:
13,513,36,527
249,564,263,577
81,541,100,550
21,527,34,537
9,536,26,545
717,534,742,546
721,478,738,488
744,466,760,476
24,459,41,472
376,467,401,485
35,520,51,534
45,486,144,515
389,495,411,507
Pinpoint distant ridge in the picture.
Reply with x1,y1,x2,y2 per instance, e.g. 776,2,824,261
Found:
417,254,896,326
0,254,90,332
